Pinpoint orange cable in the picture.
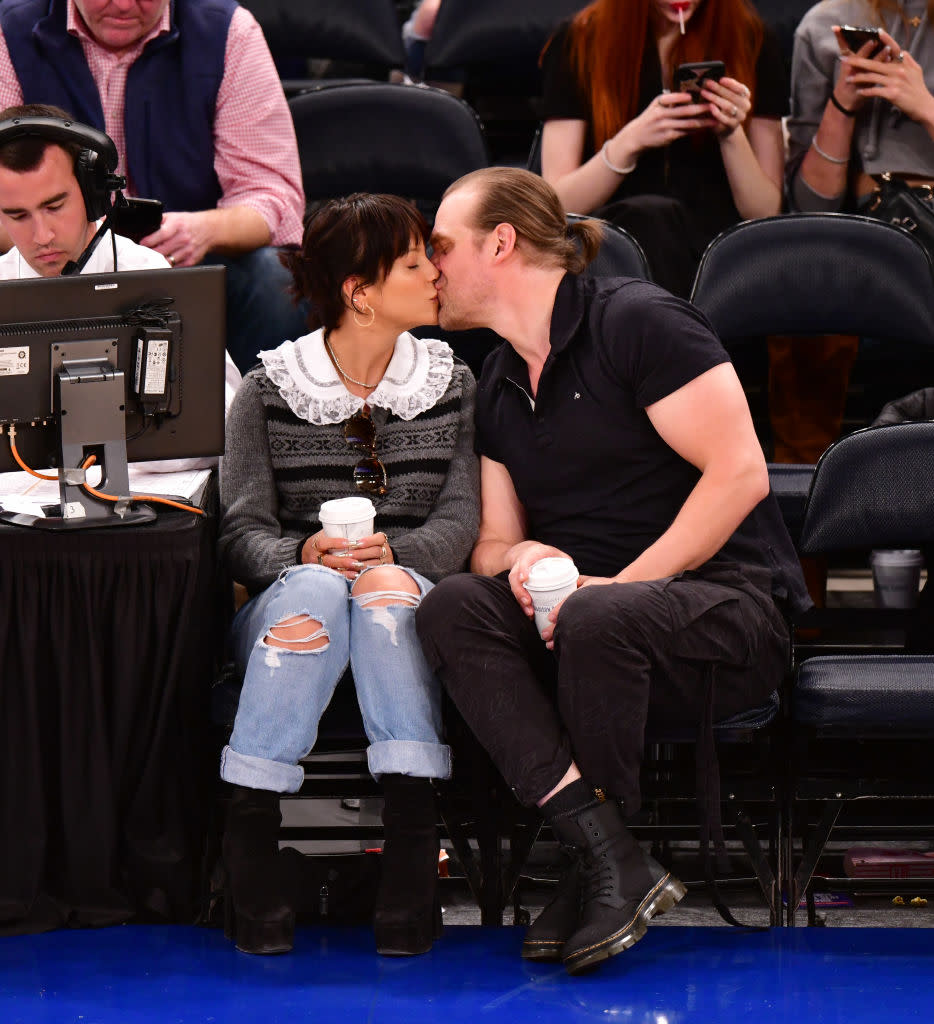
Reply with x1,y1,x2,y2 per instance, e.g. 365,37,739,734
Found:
79,455,205,517
7,426,59,480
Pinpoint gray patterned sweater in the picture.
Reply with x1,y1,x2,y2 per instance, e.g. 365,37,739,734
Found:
219,331,480,594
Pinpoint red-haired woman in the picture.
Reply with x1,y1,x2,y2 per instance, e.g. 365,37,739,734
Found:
540,0,788,296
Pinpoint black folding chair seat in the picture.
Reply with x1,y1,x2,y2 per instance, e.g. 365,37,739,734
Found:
795,656,934,734
647,691,779,744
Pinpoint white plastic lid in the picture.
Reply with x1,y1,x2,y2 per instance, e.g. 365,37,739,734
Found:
319,496,376,523
525,556,579,590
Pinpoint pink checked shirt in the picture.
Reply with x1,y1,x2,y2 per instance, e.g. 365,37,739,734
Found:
0,2,304,246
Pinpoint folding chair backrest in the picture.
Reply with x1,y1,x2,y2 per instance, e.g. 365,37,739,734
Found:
691,214,934,348
241,0,405,68
797,422,934,555
425,0,589,70
288,82,489,209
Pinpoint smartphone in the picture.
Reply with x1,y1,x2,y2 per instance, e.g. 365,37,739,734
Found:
673,60,726,98
839,25,884,56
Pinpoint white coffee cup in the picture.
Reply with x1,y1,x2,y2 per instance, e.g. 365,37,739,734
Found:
870,549,924,609
524,557,580,636
319,496,376,547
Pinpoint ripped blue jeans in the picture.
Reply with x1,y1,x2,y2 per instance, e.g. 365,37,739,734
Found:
220,563,451,793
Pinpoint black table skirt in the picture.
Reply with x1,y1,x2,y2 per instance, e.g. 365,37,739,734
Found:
0,508,222,934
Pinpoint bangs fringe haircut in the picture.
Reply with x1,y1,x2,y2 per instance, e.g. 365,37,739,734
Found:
281,193,429,332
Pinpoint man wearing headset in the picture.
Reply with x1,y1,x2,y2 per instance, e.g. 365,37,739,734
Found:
0,103,168,278
0,103,241,453
0,0,306,372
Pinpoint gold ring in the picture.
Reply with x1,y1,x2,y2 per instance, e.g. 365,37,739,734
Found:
380,544,388,563
897,51,905,62
317,552,324,566
312,535,320,551
731,105,738,117
167,254,176,266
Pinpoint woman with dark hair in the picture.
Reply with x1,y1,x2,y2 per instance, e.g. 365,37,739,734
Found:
217,193,479,958
539,0,788,296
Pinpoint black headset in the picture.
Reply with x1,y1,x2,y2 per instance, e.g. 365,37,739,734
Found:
0,115,127,221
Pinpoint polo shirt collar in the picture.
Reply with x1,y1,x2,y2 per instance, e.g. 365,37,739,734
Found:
488,273,587,392
547,273,587,357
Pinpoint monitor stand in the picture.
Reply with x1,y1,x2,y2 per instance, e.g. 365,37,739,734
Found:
0,340,155,531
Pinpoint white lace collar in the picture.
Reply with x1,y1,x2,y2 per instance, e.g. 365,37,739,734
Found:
259,329,454,424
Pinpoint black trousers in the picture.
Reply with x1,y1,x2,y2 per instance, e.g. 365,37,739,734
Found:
416,564,789,813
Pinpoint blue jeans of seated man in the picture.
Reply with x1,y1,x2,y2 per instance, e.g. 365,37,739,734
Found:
206,248,310,375
220,563,451,794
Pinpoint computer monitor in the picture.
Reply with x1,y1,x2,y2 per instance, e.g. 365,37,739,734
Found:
0,265,226,529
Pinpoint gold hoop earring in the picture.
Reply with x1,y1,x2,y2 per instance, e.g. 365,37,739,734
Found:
353,302,376,329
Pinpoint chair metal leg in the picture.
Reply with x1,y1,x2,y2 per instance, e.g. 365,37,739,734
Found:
730,807,778,923
792,799,843,926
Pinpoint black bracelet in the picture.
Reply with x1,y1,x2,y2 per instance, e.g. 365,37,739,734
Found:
829,91,856,118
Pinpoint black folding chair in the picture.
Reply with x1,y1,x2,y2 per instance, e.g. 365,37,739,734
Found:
423,0,590,162
691,213,934,539
240,0,405,91
288,81,488,219
787,422,934,924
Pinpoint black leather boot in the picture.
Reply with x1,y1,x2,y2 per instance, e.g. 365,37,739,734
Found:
548,792,686,975
374,774,442,956
521,858,581,961
222,784,297,955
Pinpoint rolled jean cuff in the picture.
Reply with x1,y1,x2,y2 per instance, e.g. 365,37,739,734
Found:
220,744,305,793
367,740,452,781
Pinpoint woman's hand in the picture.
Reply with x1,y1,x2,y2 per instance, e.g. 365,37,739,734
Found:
831,25,892,114
842,28,934,125
301,531,393,580
701,76,752,137
615,92,715,155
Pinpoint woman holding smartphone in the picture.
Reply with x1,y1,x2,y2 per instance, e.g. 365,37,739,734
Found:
787,1,934,212
539,0,787,296
776,1,934,465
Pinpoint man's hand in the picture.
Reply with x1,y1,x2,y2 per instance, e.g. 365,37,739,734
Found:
506,540,574,622
140,206,272,266
140,211,215,267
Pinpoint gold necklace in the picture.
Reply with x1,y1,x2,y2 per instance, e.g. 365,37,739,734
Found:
324,334,377,389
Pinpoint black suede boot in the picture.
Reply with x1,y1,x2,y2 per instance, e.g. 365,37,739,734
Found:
521,857,581,961
546,788,686,975
374,775,442,956
222,784,297,955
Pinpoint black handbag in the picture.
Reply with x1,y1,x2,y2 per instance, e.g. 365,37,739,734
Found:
865,172,934,259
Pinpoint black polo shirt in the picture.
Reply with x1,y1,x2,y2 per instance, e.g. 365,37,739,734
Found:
475,274,811,614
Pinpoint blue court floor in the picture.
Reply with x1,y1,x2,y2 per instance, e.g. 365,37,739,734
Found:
1,923,931,1024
